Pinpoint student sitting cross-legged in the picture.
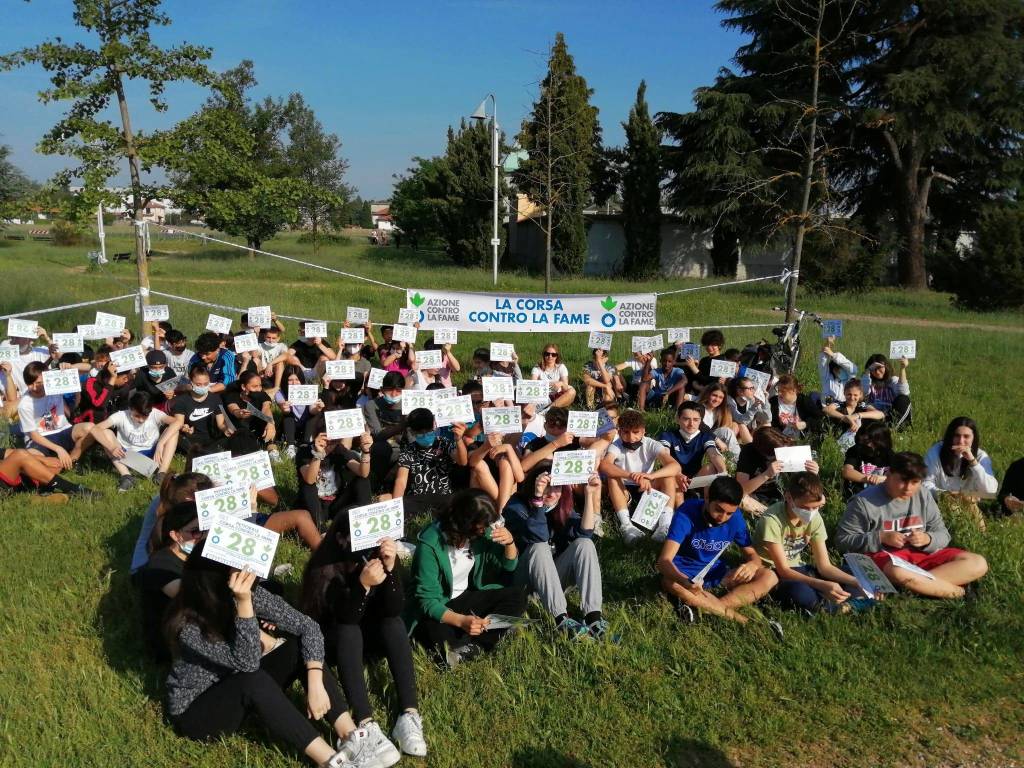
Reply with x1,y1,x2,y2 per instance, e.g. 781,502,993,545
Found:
753,472,862,613
503,462,608,640
836,451,988,599
91,391,181,491
657,476,780,629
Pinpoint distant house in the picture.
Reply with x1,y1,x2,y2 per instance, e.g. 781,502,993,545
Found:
370,203,394,231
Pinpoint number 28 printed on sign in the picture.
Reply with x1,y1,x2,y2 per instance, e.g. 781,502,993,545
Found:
550,450,596,486
203,513,280,579
349,498,405,552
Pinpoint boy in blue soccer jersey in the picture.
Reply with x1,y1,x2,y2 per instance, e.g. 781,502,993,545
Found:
657,476,778,625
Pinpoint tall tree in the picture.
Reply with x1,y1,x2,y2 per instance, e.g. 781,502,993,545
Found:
1,0,213,307
391,156,447,251
0,145,34,224
516,33,600,281
286,94,351,256
621,81,663,279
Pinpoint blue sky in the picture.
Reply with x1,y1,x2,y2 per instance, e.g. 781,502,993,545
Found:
0,1,746,200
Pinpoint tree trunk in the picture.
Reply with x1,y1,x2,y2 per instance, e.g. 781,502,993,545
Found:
247,237,260,258
312,216,319,258
898,173,929,289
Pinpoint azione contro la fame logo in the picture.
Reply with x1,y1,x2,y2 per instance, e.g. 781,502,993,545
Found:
600,296,618,327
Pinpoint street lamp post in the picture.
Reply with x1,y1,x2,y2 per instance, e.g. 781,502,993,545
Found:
471,94,500,287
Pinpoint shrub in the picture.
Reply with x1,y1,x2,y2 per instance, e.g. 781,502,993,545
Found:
950,204,1024,311
51,219,85,246
800,224,885,294
296,231,353,247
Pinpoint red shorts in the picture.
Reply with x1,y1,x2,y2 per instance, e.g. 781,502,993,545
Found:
0,471,22,488
871,547,965,571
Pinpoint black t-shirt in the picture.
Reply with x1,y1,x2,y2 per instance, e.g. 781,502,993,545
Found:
223,388,272,436
843,444,893,498
171,392,224,440
736,443,783,503
524,434,581,455
397,436,457,496
296,442,359,499
290,338,321,369
137,547,185,661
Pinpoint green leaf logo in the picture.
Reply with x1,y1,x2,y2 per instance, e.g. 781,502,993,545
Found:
601,296,617,311
410,292,425,307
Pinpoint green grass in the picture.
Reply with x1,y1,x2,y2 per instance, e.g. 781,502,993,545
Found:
1,230,1023,767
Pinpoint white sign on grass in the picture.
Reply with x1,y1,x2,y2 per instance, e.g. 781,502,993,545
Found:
401,389,436,415
631,488,670,530
203,513,279,579
224,451,275,491
434,395,474,427
95,311,126,334
889,339,917,360
206,314,232,334
433,328,458,345
567,410,599,438
191,450,233,486
196,484,253,530
304,321,328,339
325,408,365,439
481,406,522,434
232,333,259,354
346,306,369,324
288,384,319,406
339,328,365,345
143,304,170,322
550,450,596,486
349,498,405,552
774,444,813,473
111,345,147,373
515,379,549,404
247,306,272,329
52,333,84,354
588,331,612,351
397,308,419,324
709,359,739,379
489,342,515,362
844,553,897,597
42,369,81,396
482,376,515,402
416,350,443,370
391,324,417,343
7,318,38,339
324,360,356,380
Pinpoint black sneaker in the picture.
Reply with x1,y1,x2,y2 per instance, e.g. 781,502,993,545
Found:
672,597,698,625
152,471,167,486
117,475,136,493
767,618,785,642
48,475,102,500
444,641,483,670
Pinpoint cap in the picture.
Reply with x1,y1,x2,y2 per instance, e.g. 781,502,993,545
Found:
146,349,168,366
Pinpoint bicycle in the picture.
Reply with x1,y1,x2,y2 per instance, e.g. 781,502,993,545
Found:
739,306,823,377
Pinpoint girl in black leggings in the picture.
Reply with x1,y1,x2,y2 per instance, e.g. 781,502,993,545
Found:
302,512,427,760
163,542,380,767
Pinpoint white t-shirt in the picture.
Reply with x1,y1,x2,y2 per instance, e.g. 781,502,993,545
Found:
19,393,70,437
108,410,166,450
259,342,288,367
532,364,568,384
448,543,474,600
165,348,194,378
8,347,49,395
605,435,663,483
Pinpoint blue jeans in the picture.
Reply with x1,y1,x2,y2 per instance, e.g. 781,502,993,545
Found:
772,565,823,612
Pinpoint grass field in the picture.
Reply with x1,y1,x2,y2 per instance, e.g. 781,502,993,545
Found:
1,225,1022,768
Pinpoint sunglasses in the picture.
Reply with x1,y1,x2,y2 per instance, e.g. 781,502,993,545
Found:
543,351,558,357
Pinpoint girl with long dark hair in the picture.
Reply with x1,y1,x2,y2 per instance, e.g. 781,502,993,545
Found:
923,417,998,499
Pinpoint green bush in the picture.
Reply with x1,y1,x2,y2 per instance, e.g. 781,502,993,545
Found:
51,219,85,246
800,224,885,294
950,204,1024,311
296,231,353,246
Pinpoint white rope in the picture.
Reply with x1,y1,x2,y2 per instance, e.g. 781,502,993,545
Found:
653,323,785,332
654,269,794,297
149,290,347,326
0,293,138,321
159,227,406,292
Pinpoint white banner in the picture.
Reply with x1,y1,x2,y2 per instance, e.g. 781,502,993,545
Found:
405,289,657,333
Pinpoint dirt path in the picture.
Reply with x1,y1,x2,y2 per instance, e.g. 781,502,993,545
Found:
754,308,1024,334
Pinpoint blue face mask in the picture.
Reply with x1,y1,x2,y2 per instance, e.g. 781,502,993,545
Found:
148,368,164,379
179,540,194,555
382,393,401,405
192,385,209,397
544,432,558,443
414,431,437,447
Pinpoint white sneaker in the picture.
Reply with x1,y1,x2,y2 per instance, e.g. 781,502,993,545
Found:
322,750,356,768
592,515,605,538
619,522,644,546
652,510,673,543
268,448,282,463
284,444,297,459
336,727,389,768
362,721,401,767
391,710,428,757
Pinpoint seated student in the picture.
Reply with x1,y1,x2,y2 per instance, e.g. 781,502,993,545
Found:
378,340,413,381
141,320,173,351
75,356,133,424
164,547,376,768
254,325,290,392
388,408,468,518
488,345,522,386
678,328,724,396
998,457,1024,516
134,349,178,411
130,472,214,583
362,371,406,489
470,347,493,380
727,376,770,436
287,321,337,382
657,476,780,630
753,472,862,613
19,361,95,469
172,365,227,456
189,332,236,393
302,522,427,762
841,421,893,499
111,327,134,351
466,430,525,514
836,451,988,599
823,379,884,448
736,426,819,514
137,500,203,662
769,374,821,438
861,353,911,428
92,391,182,491
923,417,999,500
599,408,682,545
223,371,278,449
698,383,744,458
658,402,727,507
637,348,686,412
296,412,373,530
817,335,858,404
1,359,20,421
276,365,317,458
409,489,527,668
0,446,97,501
582,347,625,408
531,344,576,410
520,405,609,473
163,330,194,380
4,323,50,396
335,327,373,393
503,463,607,640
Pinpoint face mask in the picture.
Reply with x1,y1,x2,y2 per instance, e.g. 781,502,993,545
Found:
148,368,163,379
178,540,194,555
382,393,401,405
414,431,437,447
621,439,642,451
345,345,361,356
544,432,558,443
192,385,209,397
792,505,818,525
261,341,276,350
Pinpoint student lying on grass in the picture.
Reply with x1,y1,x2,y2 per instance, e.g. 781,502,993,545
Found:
657,476,781,635
0,446,98,501
836,451,988,599
752,472,864,614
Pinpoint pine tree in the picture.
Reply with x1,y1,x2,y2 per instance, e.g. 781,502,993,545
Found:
620,81,662,279
516,33,599,279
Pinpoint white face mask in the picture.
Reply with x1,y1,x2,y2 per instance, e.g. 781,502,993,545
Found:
791,505,819,525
